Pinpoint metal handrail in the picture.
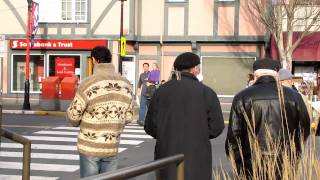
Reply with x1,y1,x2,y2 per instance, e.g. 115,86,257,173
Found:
81,154,185,180
1,128,32,180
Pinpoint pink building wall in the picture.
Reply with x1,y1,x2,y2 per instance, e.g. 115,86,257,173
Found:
218,7,235,36
188,0,214,36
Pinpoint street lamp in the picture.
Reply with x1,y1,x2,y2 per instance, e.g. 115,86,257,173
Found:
119,0,126,74
23,0,33,110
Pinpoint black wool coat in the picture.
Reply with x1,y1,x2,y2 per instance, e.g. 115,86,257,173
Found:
144,72,225,180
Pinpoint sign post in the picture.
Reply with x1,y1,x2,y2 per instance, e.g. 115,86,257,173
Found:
23,0,33,110
118,0,127,75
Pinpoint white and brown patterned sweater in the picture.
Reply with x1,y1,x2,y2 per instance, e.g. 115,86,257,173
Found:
66,63,133,157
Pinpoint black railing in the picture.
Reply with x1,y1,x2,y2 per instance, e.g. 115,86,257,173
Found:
82,154,185,180
0,104,32,180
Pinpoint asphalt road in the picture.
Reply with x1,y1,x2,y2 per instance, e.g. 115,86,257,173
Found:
0,114,231,180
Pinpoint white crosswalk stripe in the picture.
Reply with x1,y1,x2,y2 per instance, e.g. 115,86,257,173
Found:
0,123,149,179
0,162,79,172
0,175,58,180
53,124,144,131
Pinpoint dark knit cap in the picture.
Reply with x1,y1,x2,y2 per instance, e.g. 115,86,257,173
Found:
174,52,200,71
253,58,280,71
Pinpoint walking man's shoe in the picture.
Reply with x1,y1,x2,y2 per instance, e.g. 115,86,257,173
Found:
137,121,144,126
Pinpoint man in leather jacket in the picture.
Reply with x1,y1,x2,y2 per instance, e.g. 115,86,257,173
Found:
225,59,310,179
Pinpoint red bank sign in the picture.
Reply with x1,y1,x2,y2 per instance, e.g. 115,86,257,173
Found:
10,39,108,50
55,58,75,78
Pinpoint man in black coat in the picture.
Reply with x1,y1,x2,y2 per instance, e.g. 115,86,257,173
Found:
225,59,310,179
144,52,225,180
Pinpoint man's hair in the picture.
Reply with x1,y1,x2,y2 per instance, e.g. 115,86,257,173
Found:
91,46,112,63
143,63,149,67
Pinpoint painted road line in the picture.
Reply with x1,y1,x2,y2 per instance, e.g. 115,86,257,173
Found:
123,129,145,133
0,175,58,180
124,126,143,129
53,125,143,131
1,143,126,152
0,162,79,172
35,131,150,138
0,151,79,160
23,136,77,142
53,127,80,130
0,148,126,160
2,125,53,129
119,139,143,145
121,134,152,139
1,143,77,151
35,131,78,136
23,136,143,145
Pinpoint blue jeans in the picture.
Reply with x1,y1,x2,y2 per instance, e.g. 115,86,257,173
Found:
80,154,118,178
139,95,150,123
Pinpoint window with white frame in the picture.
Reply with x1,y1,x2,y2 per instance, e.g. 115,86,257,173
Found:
37,0,87,23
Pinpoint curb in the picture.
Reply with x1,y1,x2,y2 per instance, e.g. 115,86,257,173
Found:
2,110,230,124
2,110,66,116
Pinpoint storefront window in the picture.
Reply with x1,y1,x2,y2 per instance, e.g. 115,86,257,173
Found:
12,54,44,92
48,55,81,79
202,57,255,95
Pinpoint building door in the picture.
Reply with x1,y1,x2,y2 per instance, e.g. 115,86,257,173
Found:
122,56,136,92
0,57,2,93
201,57,255,95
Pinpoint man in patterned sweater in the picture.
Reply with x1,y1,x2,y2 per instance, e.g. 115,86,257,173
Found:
66,46,133,178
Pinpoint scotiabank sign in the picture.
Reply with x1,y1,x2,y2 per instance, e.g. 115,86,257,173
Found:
10,39,108,50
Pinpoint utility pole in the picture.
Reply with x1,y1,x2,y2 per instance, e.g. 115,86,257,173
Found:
23,0,33,110
119,0,126,74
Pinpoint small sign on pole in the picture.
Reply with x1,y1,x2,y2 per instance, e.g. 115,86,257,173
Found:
120,36,126,57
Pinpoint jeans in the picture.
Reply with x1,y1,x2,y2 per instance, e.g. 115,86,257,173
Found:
80,154,118,178
139,95,149,123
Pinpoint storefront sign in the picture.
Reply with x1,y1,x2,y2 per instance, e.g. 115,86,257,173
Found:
10,39,108,50
55,58,75,78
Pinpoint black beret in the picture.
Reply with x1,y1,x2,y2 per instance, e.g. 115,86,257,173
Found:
174,52,200,71
253,59,280,71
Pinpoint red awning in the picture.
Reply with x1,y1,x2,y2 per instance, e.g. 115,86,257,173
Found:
271,32,320,61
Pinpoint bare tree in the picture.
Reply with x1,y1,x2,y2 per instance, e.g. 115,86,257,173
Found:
246,0,320,70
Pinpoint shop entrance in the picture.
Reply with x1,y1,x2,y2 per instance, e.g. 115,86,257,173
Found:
0,57,2,93
122,56,136,92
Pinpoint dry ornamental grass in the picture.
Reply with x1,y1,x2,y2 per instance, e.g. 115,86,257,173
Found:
214,79,320,180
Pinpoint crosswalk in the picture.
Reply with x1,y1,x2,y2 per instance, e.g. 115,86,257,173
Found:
0,123,151,180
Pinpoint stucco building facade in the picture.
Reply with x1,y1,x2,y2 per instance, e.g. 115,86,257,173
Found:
0,0,266,106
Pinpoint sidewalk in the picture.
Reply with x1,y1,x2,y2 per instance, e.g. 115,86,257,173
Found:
1,103,67,116
1,95,230,118
1,100,140,119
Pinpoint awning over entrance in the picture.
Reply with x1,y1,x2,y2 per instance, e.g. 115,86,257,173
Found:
271,32,320,61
